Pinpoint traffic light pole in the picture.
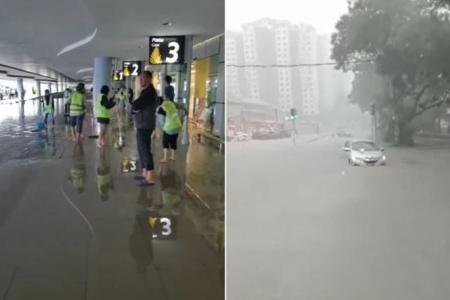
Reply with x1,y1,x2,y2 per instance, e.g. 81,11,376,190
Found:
289,108,298,146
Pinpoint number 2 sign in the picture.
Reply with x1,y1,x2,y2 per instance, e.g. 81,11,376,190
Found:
149,36,185,65
123,61,142,77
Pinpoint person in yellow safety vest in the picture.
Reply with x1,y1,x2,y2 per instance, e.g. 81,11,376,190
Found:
70,83,87,143
96,85,116,148
43,89,55,127
154,97,182,163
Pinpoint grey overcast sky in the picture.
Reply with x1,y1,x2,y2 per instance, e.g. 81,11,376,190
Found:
226,0,349,34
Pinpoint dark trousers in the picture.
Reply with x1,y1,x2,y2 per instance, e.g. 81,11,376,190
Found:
162,132,178,150
44,112,55,125
136,128,154,171
71,115,84,134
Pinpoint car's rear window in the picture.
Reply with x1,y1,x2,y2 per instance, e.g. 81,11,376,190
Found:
352,142,378,151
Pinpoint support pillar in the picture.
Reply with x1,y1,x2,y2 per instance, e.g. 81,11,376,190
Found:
213,35,225,140
36,80,41,98
36,80,42,114
93,56,112,108
213,62,225,139
16,78,24,100
185,36,194,103
184,35,194,144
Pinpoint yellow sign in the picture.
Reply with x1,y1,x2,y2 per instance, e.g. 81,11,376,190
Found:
123,66,130,77
148,217,158,228
150,48,162,65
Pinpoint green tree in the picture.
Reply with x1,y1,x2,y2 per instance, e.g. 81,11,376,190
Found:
432,0,450,8
332,0,450,145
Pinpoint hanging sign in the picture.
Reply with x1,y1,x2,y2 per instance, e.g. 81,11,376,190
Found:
149,36,185,65
112,70,124,81
123,61,142,77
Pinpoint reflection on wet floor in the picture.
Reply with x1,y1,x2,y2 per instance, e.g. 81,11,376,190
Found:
130,206,155,275
0,100,224,299
69,144,86,193
0,99,65,162
96,148,113,201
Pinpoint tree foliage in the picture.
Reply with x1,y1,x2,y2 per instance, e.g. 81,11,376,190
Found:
332,0,450,145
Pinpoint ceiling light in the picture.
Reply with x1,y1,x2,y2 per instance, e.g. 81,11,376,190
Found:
57,28,98,56
76,67,93,74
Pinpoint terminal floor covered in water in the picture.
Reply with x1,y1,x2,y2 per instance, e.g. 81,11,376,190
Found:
0,99,224,299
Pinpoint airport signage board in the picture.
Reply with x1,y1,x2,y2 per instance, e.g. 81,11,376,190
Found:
122,61,142,77
149,36,185,65
112,70,124,81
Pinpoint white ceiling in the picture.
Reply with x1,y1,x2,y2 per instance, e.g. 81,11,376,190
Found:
0,64,58,81
0,0,224,81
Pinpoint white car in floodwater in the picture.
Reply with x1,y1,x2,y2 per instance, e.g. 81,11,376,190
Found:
343,140,386,166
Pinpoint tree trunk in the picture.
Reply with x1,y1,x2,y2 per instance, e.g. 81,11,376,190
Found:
397,121,414,146
382,119,395,143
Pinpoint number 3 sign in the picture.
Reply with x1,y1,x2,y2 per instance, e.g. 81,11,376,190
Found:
121,159,139,173
149,36,185,65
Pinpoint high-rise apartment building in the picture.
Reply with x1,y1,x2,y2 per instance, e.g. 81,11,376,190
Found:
225,31,247,101
231,19,321,116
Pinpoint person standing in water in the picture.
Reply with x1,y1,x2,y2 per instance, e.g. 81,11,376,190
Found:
155,97,182,162
43,89,55,127
64,88,72,125
69,83,87,143
96,85,116,148
164,75,175,101
132,71,158,186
